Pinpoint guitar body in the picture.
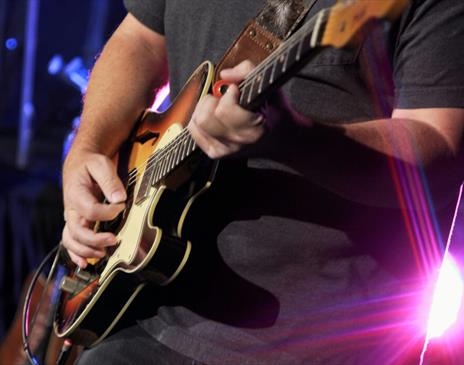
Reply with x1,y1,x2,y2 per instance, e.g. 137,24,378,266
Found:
54,61,216,346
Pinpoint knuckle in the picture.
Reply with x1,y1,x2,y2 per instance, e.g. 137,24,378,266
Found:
230,132,246,144
205,145,221,159
242,60,255,73
248,127,265,143
76,246,92,258
194,111,208,128
214,105,227,121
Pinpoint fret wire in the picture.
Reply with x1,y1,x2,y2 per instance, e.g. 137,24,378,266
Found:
188,136,195,153
176,135,186,164
269,60,277,85
247,77,255,104
169,149,176,170
168,151,175,172
164,152,171,175
180,139,186,161
186,136,193,155
165,149,173,173
162,151,170,175
153,164,160,184
158,155,166,178
239,85,247,105
258,69,265,94
282,49,289,73
182,137,189,159
175,143,182,165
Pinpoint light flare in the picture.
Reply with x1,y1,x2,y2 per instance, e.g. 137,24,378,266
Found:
426,254,463,340
151,83,170,112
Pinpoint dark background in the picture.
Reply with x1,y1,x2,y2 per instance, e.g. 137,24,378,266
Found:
0,0,126,342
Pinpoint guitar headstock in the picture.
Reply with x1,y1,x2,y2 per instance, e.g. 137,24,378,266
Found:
321,0,410,48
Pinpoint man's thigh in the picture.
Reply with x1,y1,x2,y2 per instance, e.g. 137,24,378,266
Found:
76,324,199,365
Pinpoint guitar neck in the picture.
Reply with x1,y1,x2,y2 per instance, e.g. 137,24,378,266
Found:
237,0,409,111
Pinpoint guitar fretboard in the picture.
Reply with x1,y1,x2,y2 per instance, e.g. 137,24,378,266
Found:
135,129,197,204
237,9,330,110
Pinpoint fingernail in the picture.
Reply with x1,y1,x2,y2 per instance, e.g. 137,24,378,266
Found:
111,191,126,203
220,69,232,78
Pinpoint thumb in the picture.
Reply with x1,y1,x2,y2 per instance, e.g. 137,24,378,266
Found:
86,155,127,204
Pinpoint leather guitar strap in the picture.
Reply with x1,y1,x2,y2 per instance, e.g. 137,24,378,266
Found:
214,0,318,82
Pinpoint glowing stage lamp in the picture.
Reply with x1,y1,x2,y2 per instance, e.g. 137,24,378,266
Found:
426,254,463,340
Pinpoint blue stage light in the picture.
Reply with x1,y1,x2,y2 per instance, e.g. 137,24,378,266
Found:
5,38,18,50
48,55,64,75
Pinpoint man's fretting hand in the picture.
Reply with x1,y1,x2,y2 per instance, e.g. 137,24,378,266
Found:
188,60,266,159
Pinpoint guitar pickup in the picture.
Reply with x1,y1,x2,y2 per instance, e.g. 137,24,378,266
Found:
75,268,93,282
60,275,89,295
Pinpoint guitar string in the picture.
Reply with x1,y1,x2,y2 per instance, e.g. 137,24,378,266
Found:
124,128,194,194
120,7,336,194
126,128,191,185
126,127,189,182
237,9,330,95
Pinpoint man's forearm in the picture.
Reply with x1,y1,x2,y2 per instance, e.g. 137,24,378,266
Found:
66,15,168,163
271,115,463,207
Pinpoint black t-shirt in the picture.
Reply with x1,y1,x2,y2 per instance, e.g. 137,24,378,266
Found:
123,0,464,364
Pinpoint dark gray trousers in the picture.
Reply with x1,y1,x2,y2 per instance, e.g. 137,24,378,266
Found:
76,324,203,365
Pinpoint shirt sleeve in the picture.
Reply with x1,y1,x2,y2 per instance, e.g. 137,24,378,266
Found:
393,0,464,109
123,0,165,35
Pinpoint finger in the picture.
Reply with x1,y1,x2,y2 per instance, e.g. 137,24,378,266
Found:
191,95,226,138
68,250,88,269
72,187,125,222
220,60,256,82
62,224,107,260
86,155,127,204
66,210,118,248
219,84,261,124
188,120,237,159
216,85,265,142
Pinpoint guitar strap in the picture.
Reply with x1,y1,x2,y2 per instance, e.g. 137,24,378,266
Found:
214,0,318,81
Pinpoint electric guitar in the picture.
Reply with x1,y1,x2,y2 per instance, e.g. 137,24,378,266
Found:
53,0,410,347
